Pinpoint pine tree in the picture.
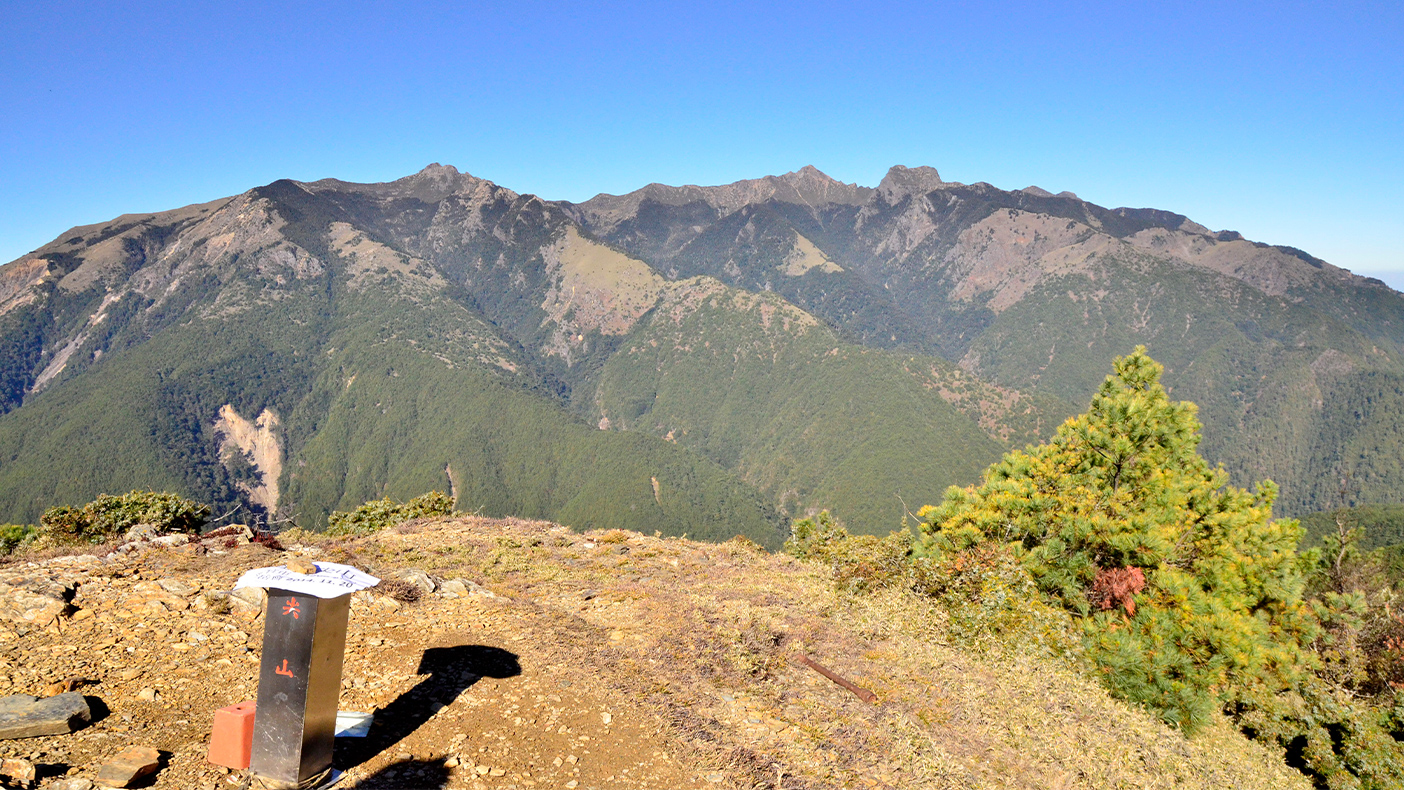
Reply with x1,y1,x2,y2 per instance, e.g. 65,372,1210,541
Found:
918,349,1404,789
920,347,1318,730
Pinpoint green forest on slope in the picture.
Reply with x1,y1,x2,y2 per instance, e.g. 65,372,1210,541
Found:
591,281,1063,533
0,269,786,546
954,257,1404,515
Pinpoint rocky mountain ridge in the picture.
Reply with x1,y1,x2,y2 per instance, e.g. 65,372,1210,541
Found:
553,164,1404,514
0,162,1400,533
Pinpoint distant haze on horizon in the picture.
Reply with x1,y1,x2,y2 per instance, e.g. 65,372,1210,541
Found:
2,1,1400,278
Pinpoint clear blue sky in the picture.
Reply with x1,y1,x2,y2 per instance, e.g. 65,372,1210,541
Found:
3,1,1401,280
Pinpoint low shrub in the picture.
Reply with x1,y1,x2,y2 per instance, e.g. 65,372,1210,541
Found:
325,491,455,536
909,543,1079,658
786,511,1075,656
39,491,210,544
0,523,38,555
376,578,423,604
786,511,911,595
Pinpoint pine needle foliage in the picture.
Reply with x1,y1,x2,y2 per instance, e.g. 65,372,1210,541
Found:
918,347,1404,789
38,490,209,543
324,491,455,536
0,523,37,554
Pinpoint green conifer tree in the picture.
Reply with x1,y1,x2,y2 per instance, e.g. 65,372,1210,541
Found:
920,347,1317,730
918,349,1404,789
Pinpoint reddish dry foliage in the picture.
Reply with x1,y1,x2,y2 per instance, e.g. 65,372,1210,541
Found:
1088,566,1146,615
250,531,284,551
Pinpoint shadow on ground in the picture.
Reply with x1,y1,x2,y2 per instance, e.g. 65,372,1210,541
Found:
335,645,521,772
349,756,450,789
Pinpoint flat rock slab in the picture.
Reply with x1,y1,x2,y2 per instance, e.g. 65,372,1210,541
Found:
95,745,160,788
0,692,92,739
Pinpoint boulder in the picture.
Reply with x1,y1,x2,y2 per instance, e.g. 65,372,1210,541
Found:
156,578,198,597
439,578,497,599
122,524,161,541
391,568,437,594
229,586,266,612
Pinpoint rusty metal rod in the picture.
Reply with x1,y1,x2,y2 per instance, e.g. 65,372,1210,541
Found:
794,653,878,704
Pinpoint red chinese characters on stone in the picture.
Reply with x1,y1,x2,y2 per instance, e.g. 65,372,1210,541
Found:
282,597,301,619
275,659,295,678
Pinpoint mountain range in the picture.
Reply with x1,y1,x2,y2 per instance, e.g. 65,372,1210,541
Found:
1,163,1400,541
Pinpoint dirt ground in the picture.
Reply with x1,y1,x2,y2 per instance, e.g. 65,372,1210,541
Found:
1,516,1311,790
1,525,707,789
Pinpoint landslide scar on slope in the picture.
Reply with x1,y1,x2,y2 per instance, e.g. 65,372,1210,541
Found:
28,291,125,394
213,404,283,512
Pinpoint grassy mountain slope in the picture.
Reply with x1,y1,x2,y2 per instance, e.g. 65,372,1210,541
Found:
2,517,1312,789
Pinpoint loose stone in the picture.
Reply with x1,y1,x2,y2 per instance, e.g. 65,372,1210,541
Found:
0,756,36,784
94,745,161,788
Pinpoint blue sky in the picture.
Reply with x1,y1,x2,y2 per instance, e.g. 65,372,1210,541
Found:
2,1,1401,282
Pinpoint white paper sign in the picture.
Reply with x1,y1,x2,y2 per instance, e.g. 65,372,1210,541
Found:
233,561,379,599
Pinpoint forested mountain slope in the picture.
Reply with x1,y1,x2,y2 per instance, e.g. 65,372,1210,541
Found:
0,177,782,542
565,165,1404,514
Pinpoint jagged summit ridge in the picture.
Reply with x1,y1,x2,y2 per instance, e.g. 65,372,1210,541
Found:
300,163,506,203
4,160,1403,532
875,165,946,204
569,166,874,231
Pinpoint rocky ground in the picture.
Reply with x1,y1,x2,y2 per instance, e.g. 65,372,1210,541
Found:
1,517,1311,789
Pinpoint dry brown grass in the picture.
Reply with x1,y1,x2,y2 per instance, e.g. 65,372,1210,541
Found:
1,514,1313,788
312,516,1310,790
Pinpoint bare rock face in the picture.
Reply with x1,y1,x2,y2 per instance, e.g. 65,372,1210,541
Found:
0,571,75,627
875,165,944,204
0,692,92,739
94,745,160,788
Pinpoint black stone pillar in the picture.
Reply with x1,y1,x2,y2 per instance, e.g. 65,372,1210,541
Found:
248,589,351,789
